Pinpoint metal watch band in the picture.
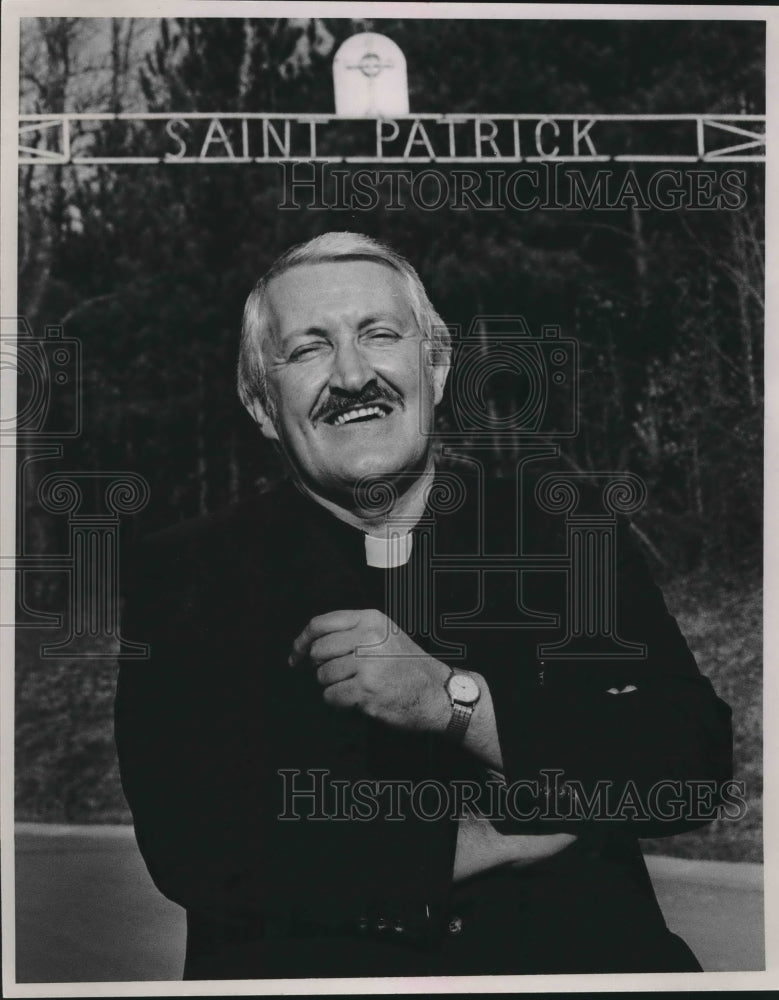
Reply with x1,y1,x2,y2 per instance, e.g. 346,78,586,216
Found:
445,701,474,742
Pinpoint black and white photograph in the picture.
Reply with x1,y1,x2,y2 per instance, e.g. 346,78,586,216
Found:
0,1,773,993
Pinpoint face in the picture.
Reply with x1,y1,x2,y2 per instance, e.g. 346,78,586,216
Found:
253,260,448,503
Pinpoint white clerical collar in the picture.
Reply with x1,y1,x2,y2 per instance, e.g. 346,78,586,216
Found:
361,468,434,567
364,530,414,569
295,468,434,567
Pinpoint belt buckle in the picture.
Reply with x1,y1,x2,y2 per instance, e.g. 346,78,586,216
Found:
360,900,444,949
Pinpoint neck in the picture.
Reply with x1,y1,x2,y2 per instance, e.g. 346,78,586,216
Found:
297,460,436,536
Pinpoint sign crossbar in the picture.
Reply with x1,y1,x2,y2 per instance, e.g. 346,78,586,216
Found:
16,113,766,165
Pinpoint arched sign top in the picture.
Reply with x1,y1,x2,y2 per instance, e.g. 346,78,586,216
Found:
333,33,409,117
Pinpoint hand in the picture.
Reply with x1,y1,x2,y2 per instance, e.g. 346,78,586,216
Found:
289,609,453,733
454,809,577,882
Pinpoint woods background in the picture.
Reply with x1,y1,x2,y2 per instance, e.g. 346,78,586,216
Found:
14,16,764,861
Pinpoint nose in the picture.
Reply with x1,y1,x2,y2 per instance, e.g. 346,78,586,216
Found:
329,338,373,393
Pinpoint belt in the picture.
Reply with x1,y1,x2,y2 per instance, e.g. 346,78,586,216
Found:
260,900,461,950
192,899,464,953
192,842,593,955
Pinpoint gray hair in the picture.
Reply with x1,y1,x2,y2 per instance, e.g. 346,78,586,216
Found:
237,232,450,421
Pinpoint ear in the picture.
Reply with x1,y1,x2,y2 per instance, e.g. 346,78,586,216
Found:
247,399,279,442
432,348,451,407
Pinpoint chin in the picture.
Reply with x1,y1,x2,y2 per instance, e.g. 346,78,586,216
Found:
343,448,426,482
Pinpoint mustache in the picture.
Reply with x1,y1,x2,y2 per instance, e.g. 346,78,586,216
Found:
313,383,403,424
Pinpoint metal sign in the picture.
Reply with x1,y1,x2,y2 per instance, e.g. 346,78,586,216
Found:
333,32,409,116
17,113,766,165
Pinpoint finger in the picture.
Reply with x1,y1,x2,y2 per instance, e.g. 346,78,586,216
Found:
316,654,357,687
289,610,363,666
309,629,361,666
321,677,362,710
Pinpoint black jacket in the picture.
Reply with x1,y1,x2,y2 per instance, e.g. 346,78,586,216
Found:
115,469,733,977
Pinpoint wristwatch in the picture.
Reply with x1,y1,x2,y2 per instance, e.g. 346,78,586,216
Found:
444,669,481,742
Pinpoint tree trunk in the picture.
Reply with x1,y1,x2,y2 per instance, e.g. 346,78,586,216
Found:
731,214,758,408
630,206,650,311
196,358,208,515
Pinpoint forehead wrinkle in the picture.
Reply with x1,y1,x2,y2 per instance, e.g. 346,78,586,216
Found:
271,260,412,315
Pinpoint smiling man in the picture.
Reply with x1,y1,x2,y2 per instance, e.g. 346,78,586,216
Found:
242,255,442,508
116,232,733,981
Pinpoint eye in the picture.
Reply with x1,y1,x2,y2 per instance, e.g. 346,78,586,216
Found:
365,328,400,342
289,342,328,362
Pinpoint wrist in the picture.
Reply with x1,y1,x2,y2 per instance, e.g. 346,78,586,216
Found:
442,668,482,743
428,658,455,732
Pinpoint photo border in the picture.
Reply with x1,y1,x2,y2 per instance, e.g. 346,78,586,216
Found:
1,2,775,995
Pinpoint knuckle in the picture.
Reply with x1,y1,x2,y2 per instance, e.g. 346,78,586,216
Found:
366,623,385,645
360,662,380,692
362,698,381,719
353,643,370,664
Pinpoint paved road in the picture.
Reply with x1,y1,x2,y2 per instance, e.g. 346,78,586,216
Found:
13,824,764,983
15,825,186,983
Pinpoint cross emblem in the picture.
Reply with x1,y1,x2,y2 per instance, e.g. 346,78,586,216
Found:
347,51,395,78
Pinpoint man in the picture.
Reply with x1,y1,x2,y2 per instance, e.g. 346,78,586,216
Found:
115,232,733,980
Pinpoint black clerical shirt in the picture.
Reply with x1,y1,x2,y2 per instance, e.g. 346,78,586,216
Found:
115,470,732,978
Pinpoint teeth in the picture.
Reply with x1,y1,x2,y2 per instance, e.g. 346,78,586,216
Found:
333,406,388,426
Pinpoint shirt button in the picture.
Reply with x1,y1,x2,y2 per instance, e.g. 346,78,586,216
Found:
375,917,389,932
357,916,369,933
448,916,463,935
393,919,405,933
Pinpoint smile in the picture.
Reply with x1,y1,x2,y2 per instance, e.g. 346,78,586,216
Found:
327,404,393,427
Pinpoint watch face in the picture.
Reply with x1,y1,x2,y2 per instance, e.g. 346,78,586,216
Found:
447,672,480,705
